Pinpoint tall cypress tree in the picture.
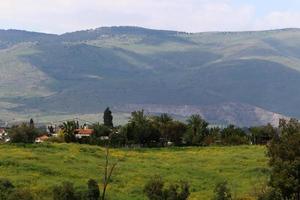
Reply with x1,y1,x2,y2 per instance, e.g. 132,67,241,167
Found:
29,118,34,129
103,107,113,128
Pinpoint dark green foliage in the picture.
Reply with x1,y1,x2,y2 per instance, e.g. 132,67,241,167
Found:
203,127,221,146
87,179,100,200
257,188,282,200
152,114,186,146
89,123,112,145
184,115,209,146
53,182,77,200
62,121,77,143
121,110,160,147
220,125,248,145
109,130,127,147
144,176,164,200
266,118,300,199
144,176,190,200
249,124,276,145
212,181,232,200
164,181,190,200
8,123,39,143
7,188,34,200
29,118,34,129
92,124,111,137
152,114,173,143
103,107,113,128
0,178,14,200
166,121,187,146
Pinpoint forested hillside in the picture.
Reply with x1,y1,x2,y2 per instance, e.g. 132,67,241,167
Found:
0,27,299,125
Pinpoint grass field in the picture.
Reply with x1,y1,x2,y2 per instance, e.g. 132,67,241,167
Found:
0,144,268,200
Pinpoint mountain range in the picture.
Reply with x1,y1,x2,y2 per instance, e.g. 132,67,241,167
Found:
0,26,299,126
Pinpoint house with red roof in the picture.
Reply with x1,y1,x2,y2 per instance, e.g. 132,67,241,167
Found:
35,135,49,143
75,128,94,139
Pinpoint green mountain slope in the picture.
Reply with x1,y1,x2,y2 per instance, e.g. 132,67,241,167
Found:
0,27,299,126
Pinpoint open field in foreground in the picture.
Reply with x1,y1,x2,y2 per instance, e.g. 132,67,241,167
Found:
0,144,268,199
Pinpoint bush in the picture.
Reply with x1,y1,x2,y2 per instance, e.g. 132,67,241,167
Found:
213,181,232,200
257,188,282,200
7,188,34,200
47,135,65,143
53,182,77,200
144,176,164,200
144,176,190,200
164,181,190,200
0,178,14,199
87,179,100,200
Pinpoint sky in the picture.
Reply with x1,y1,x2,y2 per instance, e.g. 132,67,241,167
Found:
1,0,300,34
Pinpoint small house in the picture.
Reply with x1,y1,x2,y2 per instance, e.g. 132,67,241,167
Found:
75,128,94,139
35,135,49,143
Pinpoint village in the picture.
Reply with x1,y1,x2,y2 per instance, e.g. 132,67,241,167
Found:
0,118,110,144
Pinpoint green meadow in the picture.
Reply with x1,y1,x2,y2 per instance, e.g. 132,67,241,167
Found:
0,144,268,200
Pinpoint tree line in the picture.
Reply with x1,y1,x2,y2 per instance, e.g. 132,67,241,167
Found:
55,108,277,147
7,108,277,147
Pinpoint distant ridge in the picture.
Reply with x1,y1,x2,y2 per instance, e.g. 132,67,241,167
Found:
2,26,299,36
0,26,299,125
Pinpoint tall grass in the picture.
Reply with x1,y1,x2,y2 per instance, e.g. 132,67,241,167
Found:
0,144,268,200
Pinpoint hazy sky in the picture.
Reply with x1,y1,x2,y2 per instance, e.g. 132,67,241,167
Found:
1,0,300,34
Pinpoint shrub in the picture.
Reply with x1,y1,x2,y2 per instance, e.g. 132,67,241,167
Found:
87,179,100,200
144,176,190,200
164,181,190,200
144,176,164,200
213,181,232,200
53,182,77,200
7,188,34,200
257,188,282,200
47,135,65,143
0,178,14,199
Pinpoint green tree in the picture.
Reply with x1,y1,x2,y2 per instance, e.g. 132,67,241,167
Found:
213,181,232,200
221,125,248,145
151,114,187,146
122,110,160,146
204,127,221,146
249,124,276,145
9,123,39,143
92,123,111,137
152,114,173,145
62,121,77,143
153,114,172,130
167,121,187,146
103,107,113,128
266,118,300,199
184,115,209,146
29,118,34,129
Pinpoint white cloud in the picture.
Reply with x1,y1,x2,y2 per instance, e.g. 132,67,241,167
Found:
255,11,300,30
0,0,298,33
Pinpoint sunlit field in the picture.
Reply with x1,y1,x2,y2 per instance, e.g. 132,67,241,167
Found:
0,144,268,200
